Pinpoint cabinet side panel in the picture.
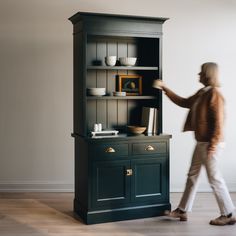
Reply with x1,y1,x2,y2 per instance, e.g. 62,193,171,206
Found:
75,138,88,209
73,32,86,135
158,37,163,133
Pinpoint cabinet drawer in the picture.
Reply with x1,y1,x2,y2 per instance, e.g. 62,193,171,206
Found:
90,143,129,158
132,142,167,155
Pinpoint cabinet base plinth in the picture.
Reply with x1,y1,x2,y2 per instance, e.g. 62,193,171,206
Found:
74,199,171,224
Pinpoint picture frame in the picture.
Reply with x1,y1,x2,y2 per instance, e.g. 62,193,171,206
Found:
117,75,142,96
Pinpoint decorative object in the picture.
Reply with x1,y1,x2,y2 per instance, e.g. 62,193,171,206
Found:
87,88,106,96
113,91,126,96
97,123,102,132
118,75,142,95
91,130,119,137
105,56,117,66
152,79,163,90
127,125,146,134
141,107,158,134
119,57,137,66
93,124,99,132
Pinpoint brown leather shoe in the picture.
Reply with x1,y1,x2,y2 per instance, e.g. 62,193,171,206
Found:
210,215,236,226
164,208,188,221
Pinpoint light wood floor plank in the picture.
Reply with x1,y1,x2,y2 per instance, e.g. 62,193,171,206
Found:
0,193,236,235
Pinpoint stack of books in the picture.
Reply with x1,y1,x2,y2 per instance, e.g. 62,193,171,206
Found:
141,107,158,134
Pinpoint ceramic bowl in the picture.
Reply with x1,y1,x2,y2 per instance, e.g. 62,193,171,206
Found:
119,57,137,66
105,56,117,66
152,79,163,90
127,126,146,134
87,88,106,96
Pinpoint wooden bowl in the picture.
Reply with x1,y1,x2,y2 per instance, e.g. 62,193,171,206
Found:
127,126,146,134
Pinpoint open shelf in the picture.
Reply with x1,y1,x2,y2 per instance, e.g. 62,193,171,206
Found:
86,95,157,100
87,66,158,71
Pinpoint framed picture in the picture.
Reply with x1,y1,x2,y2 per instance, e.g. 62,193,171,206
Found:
117,75,142,95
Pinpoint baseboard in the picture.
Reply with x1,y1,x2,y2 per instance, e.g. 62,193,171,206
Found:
171,182,236,193
1,181,235,193
0,181,74,192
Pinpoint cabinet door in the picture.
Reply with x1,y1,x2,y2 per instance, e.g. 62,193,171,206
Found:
131,157,168,203
91,160,131,208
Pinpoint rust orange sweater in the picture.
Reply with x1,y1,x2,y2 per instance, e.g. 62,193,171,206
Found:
163,86,224,152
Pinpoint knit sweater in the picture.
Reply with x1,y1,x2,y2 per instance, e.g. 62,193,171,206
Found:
163,86,224,151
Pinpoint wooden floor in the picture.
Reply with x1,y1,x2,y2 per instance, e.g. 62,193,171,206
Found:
0,193,236,236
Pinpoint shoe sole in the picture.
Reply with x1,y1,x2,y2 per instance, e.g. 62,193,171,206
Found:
164,211,188,221
210,220,236,226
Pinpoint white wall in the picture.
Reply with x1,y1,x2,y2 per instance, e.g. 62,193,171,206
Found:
0,0,236,192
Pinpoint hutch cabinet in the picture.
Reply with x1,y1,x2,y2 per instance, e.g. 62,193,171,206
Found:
69,12,171,224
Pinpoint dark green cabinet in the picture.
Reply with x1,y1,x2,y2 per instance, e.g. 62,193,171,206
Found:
69,12,171,224
131,157,168,203
73,137,171,224
92,157,168,208
91,160,130,208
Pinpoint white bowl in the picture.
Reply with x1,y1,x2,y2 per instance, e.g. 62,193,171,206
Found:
152,79,163,90
119,57,137,66
105,56,117,66
87,88,106,96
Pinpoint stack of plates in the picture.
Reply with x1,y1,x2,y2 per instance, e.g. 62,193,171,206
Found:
113,91,126,97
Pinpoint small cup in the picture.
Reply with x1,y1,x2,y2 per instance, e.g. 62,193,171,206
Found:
152,79,163,90
105,56,117,66
98,123,102,132
94,124,99,132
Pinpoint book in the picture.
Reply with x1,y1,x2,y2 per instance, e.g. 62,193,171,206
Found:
153,108,158,134
141,107,157,134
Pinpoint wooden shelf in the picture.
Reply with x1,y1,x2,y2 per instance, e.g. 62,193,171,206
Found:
87,66,158,71
86,95,157,100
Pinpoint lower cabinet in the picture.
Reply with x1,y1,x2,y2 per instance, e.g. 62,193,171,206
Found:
91,160,130,208
131,157,168,203
91,157,168,208
74,136,171,224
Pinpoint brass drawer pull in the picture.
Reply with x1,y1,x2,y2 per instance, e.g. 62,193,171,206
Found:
145,145,155,151
126,169,133,176
105,147,115,153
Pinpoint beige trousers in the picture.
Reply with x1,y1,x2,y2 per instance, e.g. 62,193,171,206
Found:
178,142,235,215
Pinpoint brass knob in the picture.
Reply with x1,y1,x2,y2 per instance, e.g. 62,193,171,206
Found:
145,145,155,151
105,147,115,153
126,169,133,176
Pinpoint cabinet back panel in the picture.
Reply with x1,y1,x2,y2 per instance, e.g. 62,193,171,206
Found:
87,100,97,131
117,100,128,128
97,100,107,129
107,100,118,129
86,36,158,67
86,99,158,133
